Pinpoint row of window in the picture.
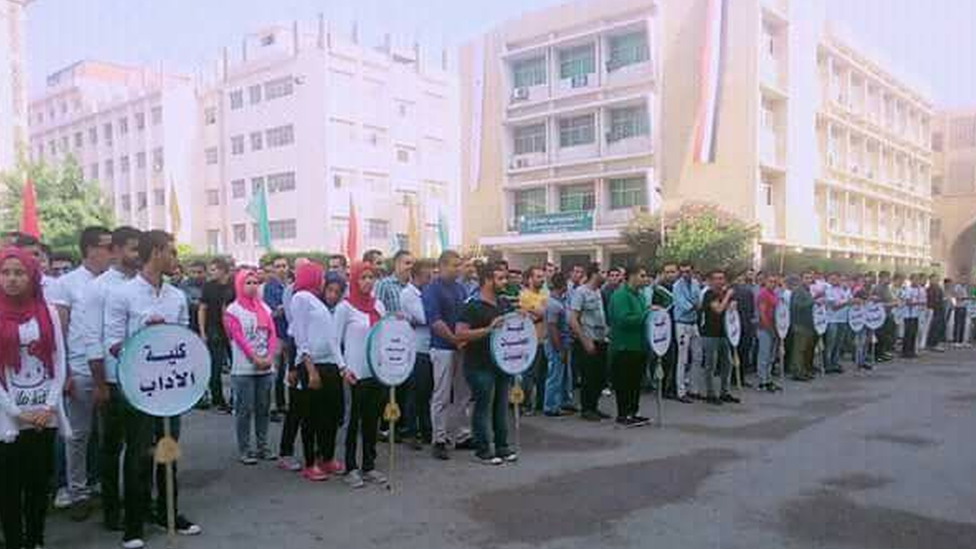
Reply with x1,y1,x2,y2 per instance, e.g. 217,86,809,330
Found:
228,124,295,156
513,176,648,219
228,171,297,200
38,108,164,158
513,105,650,155
228,76,295,111
118,189,167,212
84,148,165,181
511,31,650,88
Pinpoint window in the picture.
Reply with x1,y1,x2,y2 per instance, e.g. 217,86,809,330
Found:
152,147,164,171
136,151,146,170
105,159,114,177
396,148,411,163
514,123,547,155
513,57,546,88
231,179,246,199
367,219,389,239
559,184,595,212
609,176,647,209
90,163,99,180
121,194,131,211
248,84,262,105
267,171,296,193
233,224,247,244
269,219,297,241
250,131,263,151
60,136,68,151
135,112,145,131
154,189,165,206
264,77,294,100
333,174,344,189
137,192,147,211
265,125,294,148
120,155,130,173
89,127,97,145
205,147,218,165
514,188,547,218
260,33,276,47
608,32,649,69
48,140,55,155
397,103,409,117
231,135,245,155
103,123,113,145
251,176,265,195
950,116,976,148
73,132,83,148
229,90,244,110
206,230,221,253
118,117,128,135
206,189,221,206
559,44,595,79
608,105,650,142
559,114,596,147
151,106,162,125
204,107,217,125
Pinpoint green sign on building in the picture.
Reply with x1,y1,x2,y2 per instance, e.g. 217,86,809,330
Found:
518,211,594,235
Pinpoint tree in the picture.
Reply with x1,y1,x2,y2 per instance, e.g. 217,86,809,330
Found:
623,202,759,273
0,158,114,257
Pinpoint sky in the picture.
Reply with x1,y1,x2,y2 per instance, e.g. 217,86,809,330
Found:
25,0,976,109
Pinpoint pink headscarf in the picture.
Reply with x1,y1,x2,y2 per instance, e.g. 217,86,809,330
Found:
293,261,324,296
0,247,56,387
233,269,275,335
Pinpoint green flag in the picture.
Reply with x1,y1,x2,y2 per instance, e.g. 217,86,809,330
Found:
437,209,450,253
247,188,271,249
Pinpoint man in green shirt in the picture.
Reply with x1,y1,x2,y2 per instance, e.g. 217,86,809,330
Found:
608,266,651,427
788,273,816,381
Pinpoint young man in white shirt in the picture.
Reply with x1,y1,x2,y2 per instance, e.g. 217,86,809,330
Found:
399,259,434,448
48,226,113,518
104,231,201,548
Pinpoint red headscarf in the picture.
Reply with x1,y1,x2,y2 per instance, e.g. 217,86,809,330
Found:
233,269,275,336
348,261,380,325
293,261,324,296
0,247,56,387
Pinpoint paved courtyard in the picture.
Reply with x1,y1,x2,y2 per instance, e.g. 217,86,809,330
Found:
48,350,976,549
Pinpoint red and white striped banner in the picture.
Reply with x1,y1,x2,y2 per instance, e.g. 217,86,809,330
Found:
692,0,728,164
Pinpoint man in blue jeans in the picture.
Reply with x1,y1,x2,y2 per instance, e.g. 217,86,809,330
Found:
824,272,850,373
543,273,572,416
456,261,517,465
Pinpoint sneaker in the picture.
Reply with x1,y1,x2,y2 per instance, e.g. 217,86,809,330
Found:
323,459,345,475
615,417,631,426
240,455,258,466
363,470,388,484
720,394,741,404
454,438,477,451
496,449,519,463
677,395,694,404
432,442,450,460
602,388,613,397
345,469,366,489
560,404,579,413
580,411,601,421
543,410,570,418
53,488,73,509
631,415,652,426
257,448,278,461
174,515,202,536
277,456,302,472
301,466,329,482
122,537,145,549
475,451,503,465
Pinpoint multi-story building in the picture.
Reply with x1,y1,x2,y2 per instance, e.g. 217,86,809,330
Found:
201,20,461,262
0,0,32,174
460,0,660,270
461,0,934,269
930,108,976,277
28,61,201,245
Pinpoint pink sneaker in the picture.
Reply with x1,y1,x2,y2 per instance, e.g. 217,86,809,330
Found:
324,460,345,475
277,456,302,472
301,466,329,482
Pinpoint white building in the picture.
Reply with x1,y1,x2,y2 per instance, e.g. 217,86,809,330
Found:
0,0,32,174
28,61,201,245
201,19,461,262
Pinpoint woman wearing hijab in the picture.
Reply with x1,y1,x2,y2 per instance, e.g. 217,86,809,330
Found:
337,261,387,489
288,262,345,482
225,268,279,465
0,247,70,549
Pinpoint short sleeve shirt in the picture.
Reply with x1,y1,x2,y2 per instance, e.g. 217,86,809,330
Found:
459,298,504,371
545,295,571,347
701,289,726,338
570,285,607,342
201,280,235,341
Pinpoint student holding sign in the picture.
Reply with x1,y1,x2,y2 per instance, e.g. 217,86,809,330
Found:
0,247,70,549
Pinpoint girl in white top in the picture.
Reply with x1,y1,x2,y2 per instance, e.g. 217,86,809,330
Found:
0,247,70,549
224,268,278,464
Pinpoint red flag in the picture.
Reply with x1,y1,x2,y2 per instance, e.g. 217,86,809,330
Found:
20,176,40,239
346,195,359,262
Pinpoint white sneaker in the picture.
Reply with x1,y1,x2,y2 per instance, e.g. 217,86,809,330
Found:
121,538,145,549
363,470,388,484
53,488,72,509
345,469,365,489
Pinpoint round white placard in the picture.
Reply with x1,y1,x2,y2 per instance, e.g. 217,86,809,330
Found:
490,312,538,375
645,309,672,357
849,304,866,333
813,303,828,336
775,297,791,339
864,302,886,331
725,309,741,347
118,324,211,417
367,317,417,387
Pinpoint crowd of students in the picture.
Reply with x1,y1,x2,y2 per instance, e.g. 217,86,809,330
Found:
0,225,973,549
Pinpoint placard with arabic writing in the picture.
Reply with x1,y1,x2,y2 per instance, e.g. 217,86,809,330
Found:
118,324,211,417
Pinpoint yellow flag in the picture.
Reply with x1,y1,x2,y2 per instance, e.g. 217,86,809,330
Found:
169,181,182,237
406,196,420,256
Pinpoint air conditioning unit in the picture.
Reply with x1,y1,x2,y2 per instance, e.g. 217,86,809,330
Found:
571,74,589,88
511,87,529,101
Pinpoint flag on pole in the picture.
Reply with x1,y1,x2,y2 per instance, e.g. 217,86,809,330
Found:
19,176,40,239
406,196,420,256
346,196,359,261
437,209,450,254
339,228,347,258
247,187,271,249
168,180,182,237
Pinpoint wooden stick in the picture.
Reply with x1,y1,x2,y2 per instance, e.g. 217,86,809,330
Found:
388,386,396,493
163,418,176,546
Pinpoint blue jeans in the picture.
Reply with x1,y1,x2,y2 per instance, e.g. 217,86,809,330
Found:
543,342,570,414
757,329,777,384
825,323,847,371
231,374,274,456
853,329,869,366
464,366,511,456
702,337,732,398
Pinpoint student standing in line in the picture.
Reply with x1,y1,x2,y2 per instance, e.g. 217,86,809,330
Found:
700,270,740,406
900,275,921,359
518,266,548,415
225,269,278,465
756,274,780,391
400,260,435,446
607,266,651,426
824,272,850,373
198,259,235,413
542,273,572,417
569,264,610,420
0,247,71,549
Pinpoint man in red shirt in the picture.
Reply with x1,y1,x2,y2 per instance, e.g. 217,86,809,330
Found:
756,274,780,392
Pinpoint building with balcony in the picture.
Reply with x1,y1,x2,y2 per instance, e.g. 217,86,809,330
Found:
28,61,201,245
460,0,659,270
930,108,976,277
202,19,461,262
0,0,33,174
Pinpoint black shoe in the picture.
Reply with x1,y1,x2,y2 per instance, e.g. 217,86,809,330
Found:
475,451,502,465
378,430,390,443
615,417,631,426
454,438,477,451
269,411,283,423
631,415,652,426
720,393,741,404
432,442,450,460
580,411,602,421
706,396,723,406
104,515,123,532
560,404,579,413
766,383,780,393
860,364,874,371
677,395,694,404
543,410,570,418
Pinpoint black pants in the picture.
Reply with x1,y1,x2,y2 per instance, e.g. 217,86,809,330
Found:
954,307,968,343
296,364,342,467
737,323,757,375
902,318,919,357
274,340,293,411
345,378,384,472
612,350,645,419
101,385,154,538
530,345,547,412
877,315,895,357
279,387,302,457
573,340,607,413
388,368,417,438
0,428,56,549
410,353,434,441
207,339,230,407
